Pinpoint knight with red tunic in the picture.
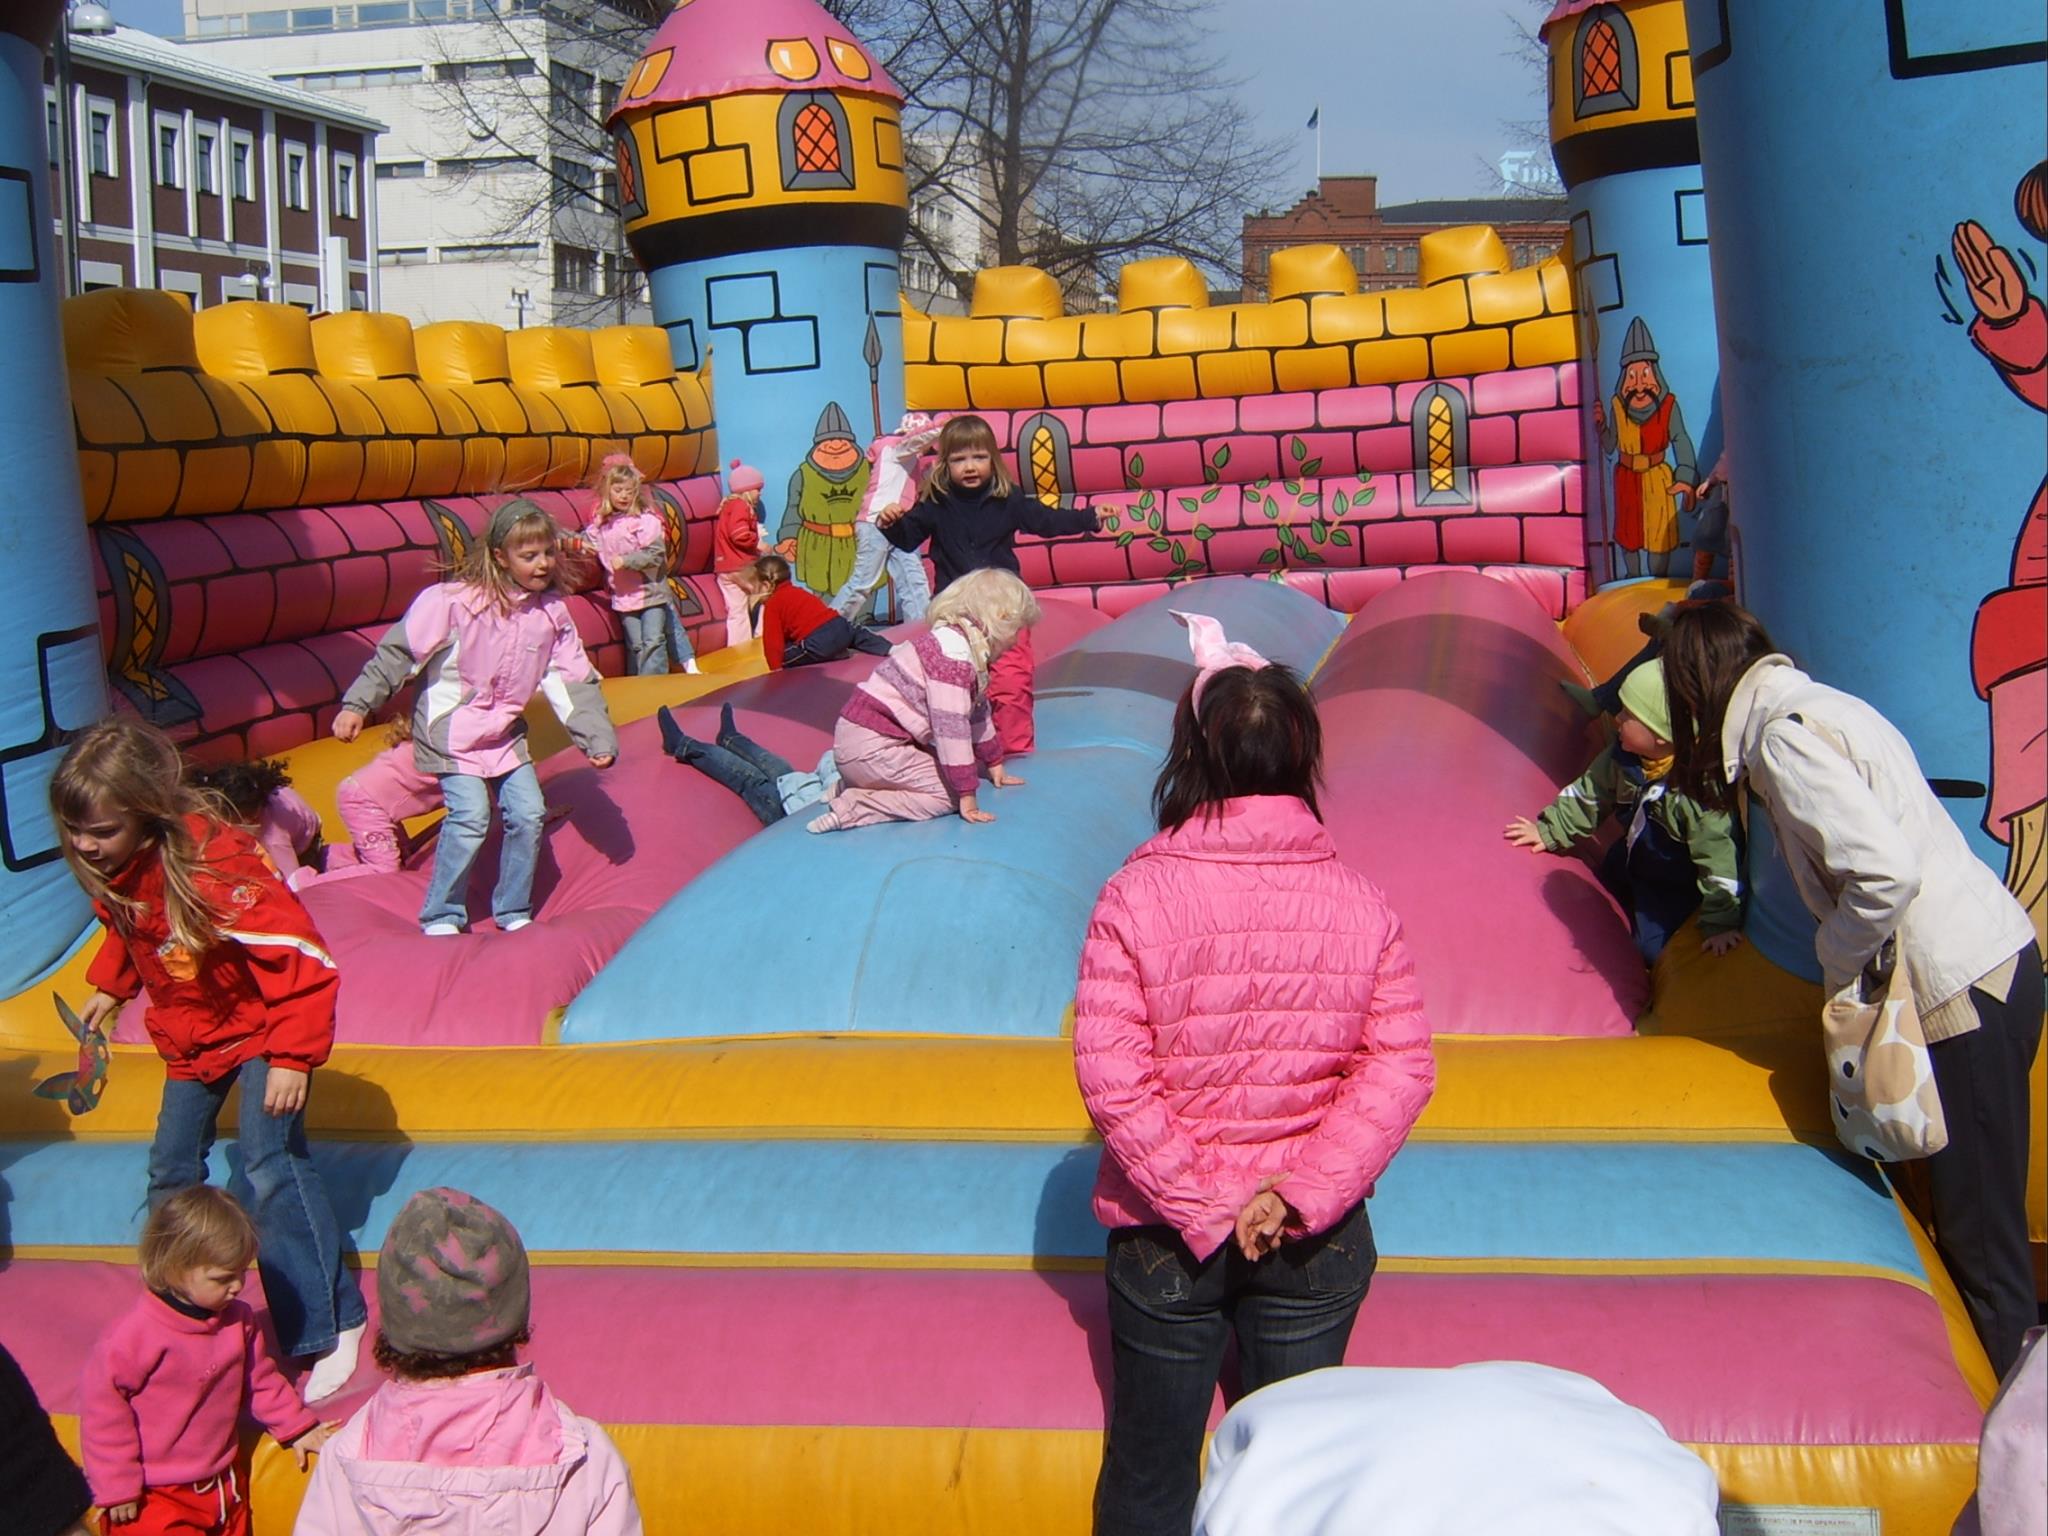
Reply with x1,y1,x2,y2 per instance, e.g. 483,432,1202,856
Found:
1595,317,1698,579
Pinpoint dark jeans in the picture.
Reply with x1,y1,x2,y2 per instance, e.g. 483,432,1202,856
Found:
147,1057,367,1357
672,720,799,826
1597,824,1701,963
1094,1201,1376,1536
782,614,893,669
1927,943,2044,1378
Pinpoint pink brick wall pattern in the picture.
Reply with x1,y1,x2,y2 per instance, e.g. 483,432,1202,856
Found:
100,476,739,761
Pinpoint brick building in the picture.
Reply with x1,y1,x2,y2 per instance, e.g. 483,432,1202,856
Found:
45,26,382,311
1241,174,1567,299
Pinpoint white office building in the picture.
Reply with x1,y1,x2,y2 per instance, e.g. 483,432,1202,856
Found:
176,0,651,329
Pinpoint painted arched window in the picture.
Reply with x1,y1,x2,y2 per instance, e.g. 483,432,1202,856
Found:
1014,411,1076,508
1573,5,1639,118
778,92,855,192
1410,383,1472,507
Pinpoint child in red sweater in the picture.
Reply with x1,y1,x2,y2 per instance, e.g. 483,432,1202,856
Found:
736,555,892,672
52,719,367,1403
81,1187,333,1534
714,460,766,649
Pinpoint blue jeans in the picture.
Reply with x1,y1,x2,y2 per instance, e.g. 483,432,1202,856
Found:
147,1057,366,1357
421,764,544,929
1094,1201,1375,1536
832,523,932,622
621,603,693,675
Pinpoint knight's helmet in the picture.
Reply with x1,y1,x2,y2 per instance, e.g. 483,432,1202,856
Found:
813,401,856,445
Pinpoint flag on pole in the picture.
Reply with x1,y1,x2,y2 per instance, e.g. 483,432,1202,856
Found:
1305,106,1320,130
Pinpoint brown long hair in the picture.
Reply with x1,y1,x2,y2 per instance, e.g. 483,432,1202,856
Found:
919,414,1014,500
1662,603,1779,811
51,718,226,955
1152,664,1323,832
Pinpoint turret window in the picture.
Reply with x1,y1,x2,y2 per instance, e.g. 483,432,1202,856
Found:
1573,5,1639,118
778,93,855,191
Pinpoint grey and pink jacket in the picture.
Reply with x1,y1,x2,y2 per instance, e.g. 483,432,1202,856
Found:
292,1365,642,1536
589,508,671,614
837,625,1001,797
342,581,617,779
1074,795,1436,1261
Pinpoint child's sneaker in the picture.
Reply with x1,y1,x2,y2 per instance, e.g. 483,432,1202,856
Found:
807,811,841,834
422,920,463,937
499,915,533,933
683,657,701,674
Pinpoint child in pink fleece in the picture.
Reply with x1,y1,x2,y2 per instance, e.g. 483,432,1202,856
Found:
325,720,442,877
294,1187,642,1536
187,758,324,889
1074,613,1436,1536
80,1187,332,1534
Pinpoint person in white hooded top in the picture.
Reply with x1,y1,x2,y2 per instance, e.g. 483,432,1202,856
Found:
1661,603,2042,1377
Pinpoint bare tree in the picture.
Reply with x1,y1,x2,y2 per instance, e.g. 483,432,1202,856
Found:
1478,0,1563,197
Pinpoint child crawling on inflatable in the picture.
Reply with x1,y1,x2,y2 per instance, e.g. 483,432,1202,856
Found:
1504,659,1742,963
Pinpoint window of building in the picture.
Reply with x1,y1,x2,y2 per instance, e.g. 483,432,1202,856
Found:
333,153,358,217
44,92,58,165
1398,245,1418,274
378,246,429,265
154,115,183,188
276,64,426,89
194,127,220,195
551,156,596,205
777,92,854,192
550,61,595,119
85,100,114,177
1573,4,1639,117
229,131,255,199
284,143,309,209
436,57,536,83
441,241,539,262
1382,246,1398,273
377,159,427,178
438,155,526,177
1410,383,1472,507
554,242,596,293
603,251,641,300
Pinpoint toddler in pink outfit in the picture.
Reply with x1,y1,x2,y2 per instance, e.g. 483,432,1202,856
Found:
187,759,323,889
295,1187,643,1536
327,720,442,877
80,1186,333,1535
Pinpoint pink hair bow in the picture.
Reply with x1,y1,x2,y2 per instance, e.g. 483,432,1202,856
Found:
600,452,637,472
1172,610,1269,715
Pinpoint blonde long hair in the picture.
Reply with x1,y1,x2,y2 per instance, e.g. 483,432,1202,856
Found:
919,414,1014,501
448,497,583,613
589,452,651,526
926,568,1041,682
51,718,226,956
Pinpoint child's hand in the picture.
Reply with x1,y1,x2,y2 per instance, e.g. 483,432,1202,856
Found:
1235,1181,1293,1261
1502,816,1548,851
589,754,616,770
1702,930,1745,957
105,1503,140,1525
332,709,367,743
876,503,903,527
263,1065,309,1117
291,1421,340,1469
959,795,995,824
77,988,122,1034
989,764,1026,789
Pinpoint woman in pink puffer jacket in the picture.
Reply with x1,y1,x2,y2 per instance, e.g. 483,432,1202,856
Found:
1074,613,1436,1536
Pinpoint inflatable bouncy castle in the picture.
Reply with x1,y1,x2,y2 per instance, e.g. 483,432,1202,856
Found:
1,0,2042,1532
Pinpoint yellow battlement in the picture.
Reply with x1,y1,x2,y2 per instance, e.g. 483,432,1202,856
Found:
905,228,1576,413
64,290,717,522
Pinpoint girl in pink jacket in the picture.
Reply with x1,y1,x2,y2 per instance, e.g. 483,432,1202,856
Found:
1074,612,1436,1536
584,455,697,677
293,1187,642,1536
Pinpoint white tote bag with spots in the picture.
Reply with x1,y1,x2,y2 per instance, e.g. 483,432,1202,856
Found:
1821,939,1947,1162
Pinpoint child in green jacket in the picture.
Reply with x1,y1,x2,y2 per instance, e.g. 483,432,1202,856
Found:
1506,659,1743,963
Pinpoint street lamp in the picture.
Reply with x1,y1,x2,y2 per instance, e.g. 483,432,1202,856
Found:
54,1,117,299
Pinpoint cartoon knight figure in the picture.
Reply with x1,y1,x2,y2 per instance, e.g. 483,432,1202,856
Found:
1595,318,1697,578
776,402,871,595
1951,160,2048,948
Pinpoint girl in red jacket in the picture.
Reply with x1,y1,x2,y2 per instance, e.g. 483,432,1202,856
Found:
714,459,766,649
52,719,368,1405
1073,614,1436,1536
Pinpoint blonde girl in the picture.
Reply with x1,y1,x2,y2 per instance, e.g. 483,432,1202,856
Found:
879,414,1099,755
80,1187,333,1531
810,568,1038,831
334,498,619,936
51,720,366,1401
586,453,697,676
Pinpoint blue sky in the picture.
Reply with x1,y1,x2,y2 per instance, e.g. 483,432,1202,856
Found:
107,0,1546,204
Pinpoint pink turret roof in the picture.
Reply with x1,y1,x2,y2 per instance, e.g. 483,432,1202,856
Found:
1539,0,1617,41
610,0,902,123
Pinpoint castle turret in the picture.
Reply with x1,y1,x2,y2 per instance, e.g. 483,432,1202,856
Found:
0,1,110,994
608,0,908,597
1679,0,2047,949
1544,0,1723,587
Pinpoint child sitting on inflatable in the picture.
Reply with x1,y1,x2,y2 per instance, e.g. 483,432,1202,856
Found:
584,453,697,677
333,498,618,937
657,701,840,826
325,716,443,877
831,411,945,623
294,1187,643,1536
81,1187,335,1532
1505,659,1743,963
739,555,892,672
187,757,323,888
808,568,1036,832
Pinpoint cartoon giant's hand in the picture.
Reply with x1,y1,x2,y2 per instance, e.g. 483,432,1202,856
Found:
1954,221,2027,324
1592,397,1607,436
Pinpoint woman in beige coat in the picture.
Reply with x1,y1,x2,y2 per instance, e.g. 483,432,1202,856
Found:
1661,603,2041,1377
